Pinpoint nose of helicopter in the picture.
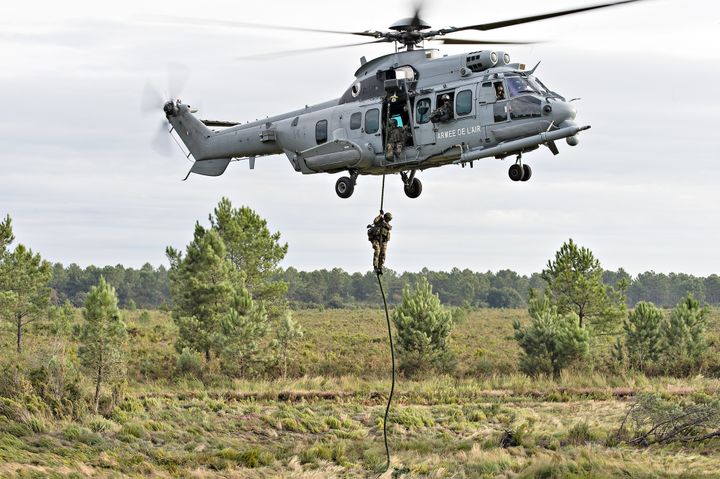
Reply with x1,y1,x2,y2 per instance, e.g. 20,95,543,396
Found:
549,101,577,125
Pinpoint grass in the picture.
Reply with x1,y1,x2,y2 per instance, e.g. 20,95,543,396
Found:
0,307,719,477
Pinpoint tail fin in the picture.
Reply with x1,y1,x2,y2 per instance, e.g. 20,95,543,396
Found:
164,100,214,161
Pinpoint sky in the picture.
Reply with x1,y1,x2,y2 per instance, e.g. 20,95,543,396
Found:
1,0,719,276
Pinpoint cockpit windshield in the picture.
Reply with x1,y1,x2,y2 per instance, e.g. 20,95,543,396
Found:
526,75,564,100
506,76,539,97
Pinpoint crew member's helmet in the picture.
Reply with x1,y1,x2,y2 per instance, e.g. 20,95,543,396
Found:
441,94,450,102
384,212,393,222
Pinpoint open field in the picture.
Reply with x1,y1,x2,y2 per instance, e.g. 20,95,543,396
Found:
1,308,719,477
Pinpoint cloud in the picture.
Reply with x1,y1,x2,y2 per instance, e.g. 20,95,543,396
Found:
2,0,719,276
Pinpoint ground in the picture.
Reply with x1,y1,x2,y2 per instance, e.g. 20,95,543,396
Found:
1,308,719,477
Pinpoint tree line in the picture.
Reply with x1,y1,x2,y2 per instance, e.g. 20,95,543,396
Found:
1,200,717,426
49,262,720,310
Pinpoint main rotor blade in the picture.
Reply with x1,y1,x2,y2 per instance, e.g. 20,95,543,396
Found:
435,38,538,45
237,39,390,60
142,15,380,38
439,0,646,34
410,0,426,30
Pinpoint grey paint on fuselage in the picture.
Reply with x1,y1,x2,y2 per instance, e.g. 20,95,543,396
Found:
165,48,586,178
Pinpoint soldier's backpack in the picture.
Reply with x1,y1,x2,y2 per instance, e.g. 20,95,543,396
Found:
367,224,380,241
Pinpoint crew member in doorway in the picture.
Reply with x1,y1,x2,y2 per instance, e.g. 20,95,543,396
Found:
385,118,406,162
367,211,392,274
430,94,453,123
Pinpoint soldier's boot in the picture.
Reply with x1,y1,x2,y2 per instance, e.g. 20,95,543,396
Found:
385,144,394,162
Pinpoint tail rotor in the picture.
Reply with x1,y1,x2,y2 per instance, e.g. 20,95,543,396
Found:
141,63,192,156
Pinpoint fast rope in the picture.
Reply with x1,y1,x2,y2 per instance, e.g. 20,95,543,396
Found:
377,172,395,473
377,271,395,473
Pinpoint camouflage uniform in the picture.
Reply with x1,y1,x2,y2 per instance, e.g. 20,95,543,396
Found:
430,97,454,123
385,122,407,161
367,212,392,273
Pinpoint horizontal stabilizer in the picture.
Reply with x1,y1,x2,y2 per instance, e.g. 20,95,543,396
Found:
183,158,231,180
201,119,240,128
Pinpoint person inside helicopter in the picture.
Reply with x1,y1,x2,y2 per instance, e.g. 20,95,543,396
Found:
385,117,410,161
430,93,453,123
495,82,506,100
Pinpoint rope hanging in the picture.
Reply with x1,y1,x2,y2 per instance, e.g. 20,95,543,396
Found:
377,265,395,473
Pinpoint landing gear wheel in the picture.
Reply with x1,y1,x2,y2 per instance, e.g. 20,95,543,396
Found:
404,177,422,199
335,176,355,199
521,164,532,182
508,164,524,182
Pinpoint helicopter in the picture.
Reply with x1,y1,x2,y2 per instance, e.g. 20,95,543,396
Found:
153,0,645,199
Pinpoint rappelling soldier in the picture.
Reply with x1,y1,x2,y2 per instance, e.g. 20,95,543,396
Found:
367,210,392,274
429,94,453,123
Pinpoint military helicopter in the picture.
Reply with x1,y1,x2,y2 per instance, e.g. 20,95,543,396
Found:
151,0,645,199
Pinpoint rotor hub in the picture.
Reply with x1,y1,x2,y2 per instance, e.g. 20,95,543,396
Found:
163,100,176,116
388,17,431,32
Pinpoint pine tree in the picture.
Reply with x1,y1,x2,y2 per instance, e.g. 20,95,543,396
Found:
0,242,53,354
167,224,237,361
79,277,127,413
167,223,269,372
209,198,288,305
542,239,625,332
617,301,664,371
275,310,304,379
0,215,13,254
513,293,589,378
218,286,269,377
392,277,455,376
663,294,708,364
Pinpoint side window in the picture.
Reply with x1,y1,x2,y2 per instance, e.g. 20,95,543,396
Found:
479,82,496,103
350,112,362,130
315,120,328,144
456,90,473,116
415,98,431,124
365,108,379,134
494,103,508,123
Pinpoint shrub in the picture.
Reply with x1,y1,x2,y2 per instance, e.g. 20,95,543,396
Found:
176,348,204,377
392,277,456,377
614,301,664,372
566,421,596,445
513,294,589,378
660,294,709,374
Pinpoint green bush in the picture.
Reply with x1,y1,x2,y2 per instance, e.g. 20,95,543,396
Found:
84,414,117,433
176,348,204,377
513,294,589,378
565,421,596,445
392,277,456,377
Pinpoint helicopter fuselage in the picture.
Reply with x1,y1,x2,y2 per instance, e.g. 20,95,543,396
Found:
165,48,589,197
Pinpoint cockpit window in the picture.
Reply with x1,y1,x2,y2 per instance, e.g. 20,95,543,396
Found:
510,96,542,119
506,76,538,97
528,76,564,100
